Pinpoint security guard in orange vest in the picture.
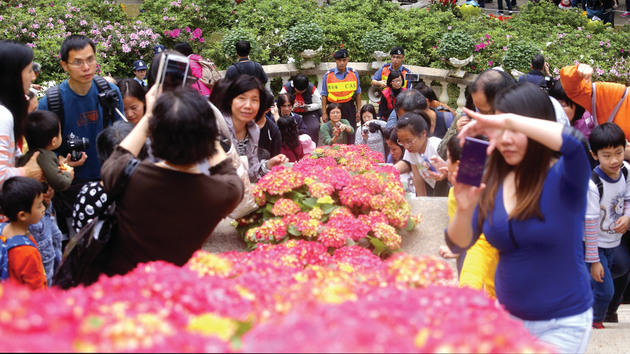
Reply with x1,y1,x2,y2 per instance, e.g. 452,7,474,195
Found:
371,46,411,89
321,48,362,145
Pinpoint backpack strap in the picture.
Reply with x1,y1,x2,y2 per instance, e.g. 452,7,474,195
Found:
47,85,65,130
6,235,36,249
607,87,628,123
591,166,629,203
591,170,604,203
591,83,629,125
93,76,116,127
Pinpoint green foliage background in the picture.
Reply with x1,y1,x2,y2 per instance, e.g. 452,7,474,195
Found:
3,0,630,85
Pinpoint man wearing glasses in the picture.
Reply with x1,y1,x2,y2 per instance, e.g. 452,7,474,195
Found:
38,34,124,238
371,46,412,90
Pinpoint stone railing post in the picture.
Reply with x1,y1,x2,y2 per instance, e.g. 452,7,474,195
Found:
456,83,468,112
438,80,450,105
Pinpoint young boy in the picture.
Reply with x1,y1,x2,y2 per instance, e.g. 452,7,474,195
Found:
586,122,630,329
0,177,48,290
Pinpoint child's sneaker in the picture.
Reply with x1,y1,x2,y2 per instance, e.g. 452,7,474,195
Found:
592,321,605,329
622,12,630,17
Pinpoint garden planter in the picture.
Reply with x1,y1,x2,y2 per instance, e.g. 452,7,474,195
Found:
448,54,474,78
371,50,389,70
298,48,319,69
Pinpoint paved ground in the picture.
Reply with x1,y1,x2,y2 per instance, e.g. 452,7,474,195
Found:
206,196,630,353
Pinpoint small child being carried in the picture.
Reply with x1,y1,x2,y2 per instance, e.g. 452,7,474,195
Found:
17,110,74,191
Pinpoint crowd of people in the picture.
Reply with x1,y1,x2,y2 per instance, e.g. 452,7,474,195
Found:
3,32,630,352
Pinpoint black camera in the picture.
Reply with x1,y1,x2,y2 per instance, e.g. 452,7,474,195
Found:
98,89,120,110
363,122,382,134
66,133,89,161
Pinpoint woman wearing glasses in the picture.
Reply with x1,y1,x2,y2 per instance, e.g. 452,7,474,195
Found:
394,112,448,196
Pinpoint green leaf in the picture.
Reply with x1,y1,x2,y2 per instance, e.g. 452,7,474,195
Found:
320,204,336,214
404,218,415,231
302,197,318,208
368,236,387,257
288,225,301,236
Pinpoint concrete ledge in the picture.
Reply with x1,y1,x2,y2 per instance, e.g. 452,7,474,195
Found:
203,196,451,261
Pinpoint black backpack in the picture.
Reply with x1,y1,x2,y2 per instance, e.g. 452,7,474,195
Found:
591,165,629,202
46,76,118,131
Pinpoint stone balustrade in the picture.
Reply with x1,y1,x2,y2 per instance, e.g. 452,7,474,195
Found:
218,62,477,111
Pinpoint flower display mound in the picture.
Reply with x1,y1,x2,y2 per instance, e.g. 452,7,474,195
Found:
235,144,421,257
0,241,553,353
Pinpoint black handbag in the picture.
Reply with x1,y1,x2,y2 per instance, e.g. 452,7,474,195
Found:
52,158,140,289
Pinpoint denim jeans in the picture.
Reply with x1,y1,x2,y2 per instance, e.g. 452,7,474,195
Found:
519,308,593,353
608,234,630,314
588,247,615,322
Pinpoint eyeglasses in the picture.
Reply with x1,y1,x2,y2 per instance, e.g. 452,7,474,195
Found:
67,57,97,67
397,136,418,148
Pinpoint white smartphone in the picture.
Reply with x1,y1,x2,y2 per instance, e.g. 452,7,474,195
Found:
156,53,194,93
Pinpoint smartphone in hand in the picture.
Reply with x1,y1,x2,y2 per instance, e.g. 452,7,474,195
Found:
456,137,489,187
420,153,437,173
156,53,194,93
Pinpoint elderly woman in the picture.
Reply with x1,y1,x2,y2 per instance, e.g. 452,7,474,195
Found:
98,86,244,277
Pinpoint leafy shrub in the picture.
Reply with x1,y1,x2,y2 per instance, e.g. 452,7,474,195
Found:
502,41,540,72
285,23,325,53
438,31,475,60
220,27,259,62
138,0,235,37
361,30,395,54
0,0,155,83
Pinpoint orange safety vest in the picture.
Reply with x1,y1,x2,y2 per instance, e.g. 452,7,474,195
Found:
326,69,358,103
381,64,410,88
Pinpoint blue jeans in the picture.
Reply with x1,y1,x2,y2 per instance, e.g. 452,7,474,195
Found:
608,235,630,314
519,308,593,353
588,247,615,322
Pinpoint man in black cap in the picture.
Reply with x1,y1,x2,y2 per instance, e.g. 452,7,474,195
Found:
321,48,362,144
132,59,148,89
153,44,166,56
371,46,412,89
224,40,268,84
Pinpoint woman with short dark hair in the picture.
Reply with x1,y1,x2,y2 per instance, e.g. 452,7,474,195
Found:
212,76,287,182
97,86,244,277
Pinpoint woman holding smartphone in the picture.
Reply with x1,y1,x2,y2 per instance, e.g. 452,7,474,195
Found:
446,84,593,352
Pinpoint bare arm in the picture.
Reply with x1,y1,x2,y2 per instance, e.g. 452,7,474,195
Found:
460,108,565,154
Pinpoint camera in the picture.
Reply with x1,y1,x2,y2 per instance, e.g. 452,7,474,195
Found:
98,89,120,111
66,133,89,161
365,121,382,134
405,73,420,82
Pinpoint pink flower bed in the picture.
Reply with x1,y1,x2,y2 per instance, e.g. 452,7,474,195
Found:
235,144,421,256
0,240,553,352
